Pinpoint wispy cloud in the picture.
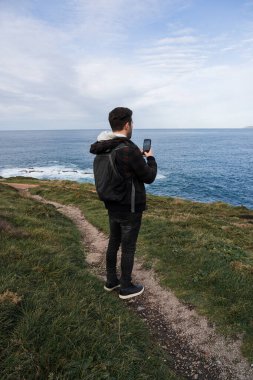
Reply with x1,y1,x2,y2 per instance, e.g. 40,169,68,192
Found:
138,32,206,76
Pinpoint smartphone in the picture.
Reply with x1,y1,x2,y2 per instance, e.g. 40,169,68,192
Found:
143,138,151,153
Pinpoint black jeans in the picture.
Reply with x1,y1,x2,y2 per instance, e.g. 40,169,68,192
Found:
106,210,142,288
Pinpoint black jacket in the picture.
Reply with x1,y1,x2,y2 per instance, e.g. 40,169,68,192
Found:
90,136,157,212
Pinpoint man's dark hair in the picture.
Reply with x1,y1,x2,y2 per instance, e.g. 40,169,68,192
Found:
108,107,133,131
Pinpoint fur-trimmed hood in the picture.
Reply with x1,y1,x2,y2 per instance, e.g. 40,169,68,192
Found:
90,131,130,155
97,130,116,141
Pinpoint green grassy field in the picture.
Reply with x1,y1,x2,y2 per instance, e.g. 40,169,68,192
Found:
20,178,253,362
0,182,181,380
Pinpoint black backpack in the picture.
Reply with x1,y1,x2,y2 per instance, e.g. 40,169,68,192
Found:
93,143,128,202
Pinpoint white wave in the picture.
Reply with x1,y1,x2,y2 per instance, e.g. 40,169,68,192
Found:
156,172,166,179
0,166,94,181
0,165,165,182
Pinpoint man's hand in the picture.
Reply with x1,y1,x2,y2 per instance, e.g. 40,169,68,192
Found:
143,148,154,158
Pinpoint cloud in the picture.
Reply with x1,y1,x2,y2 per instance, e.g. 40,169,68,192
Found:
136,63,253,128
138,35,206,76
0,0,253,129
0,8,85,122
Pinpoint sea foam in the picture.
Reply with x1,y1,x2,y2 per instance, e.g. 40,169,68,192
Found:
156,173,166,179
0,166,94,181
0,166,166,182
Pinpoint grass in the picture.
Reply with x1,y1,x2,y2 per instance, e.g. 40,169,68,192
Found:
21,178,253,362
0,182,181,380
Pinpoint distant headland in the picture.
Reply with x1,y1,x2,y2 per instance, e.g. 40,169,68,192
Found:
245,126,253,128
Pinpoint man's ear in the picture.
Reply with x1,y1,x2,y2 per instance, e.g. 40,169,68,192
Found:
123,122,130,130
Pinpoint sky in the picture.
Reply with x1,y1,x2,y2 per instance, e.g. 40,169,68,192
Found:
0,0,253,130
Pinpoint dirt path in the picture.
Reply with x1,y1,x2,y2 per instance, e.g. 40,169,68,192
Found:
4,183,253,380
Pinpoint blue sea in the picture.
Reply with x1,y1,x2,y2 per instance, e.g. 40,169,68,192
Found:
0,129,252,209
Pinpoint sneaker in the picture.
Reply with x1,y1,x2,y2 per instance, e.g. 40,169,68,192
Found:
119,283,144,300
104,279,120,292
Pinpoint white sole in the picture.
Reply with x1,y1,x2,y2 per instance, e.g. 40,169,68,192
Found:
119,287,144,300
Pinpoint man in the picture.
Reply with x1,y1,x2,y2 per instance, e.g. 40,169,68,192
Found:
90,107,157,299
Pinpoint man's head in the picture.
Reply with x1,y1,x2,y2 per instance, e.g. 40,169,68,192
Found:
108,107,133,139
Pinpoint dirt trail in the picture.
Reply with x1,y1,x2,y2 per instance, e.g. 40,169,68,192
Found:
4,182,253,380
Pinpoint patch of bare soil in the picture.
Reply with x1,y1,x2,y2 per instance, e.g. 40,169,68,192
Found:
1,182,40,190
9,183,253,380
0,290,23,305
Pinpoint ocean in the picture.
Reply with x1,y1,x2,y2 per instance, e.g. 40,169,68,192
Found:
0,129,252,209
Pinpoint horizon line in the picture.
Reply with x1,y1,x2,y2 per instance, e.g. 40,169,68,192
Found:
0,127,249,132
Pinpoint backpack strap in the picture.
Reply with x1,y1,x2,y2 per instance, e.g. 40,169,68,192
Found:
131,180,135,213
106,143,126,177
